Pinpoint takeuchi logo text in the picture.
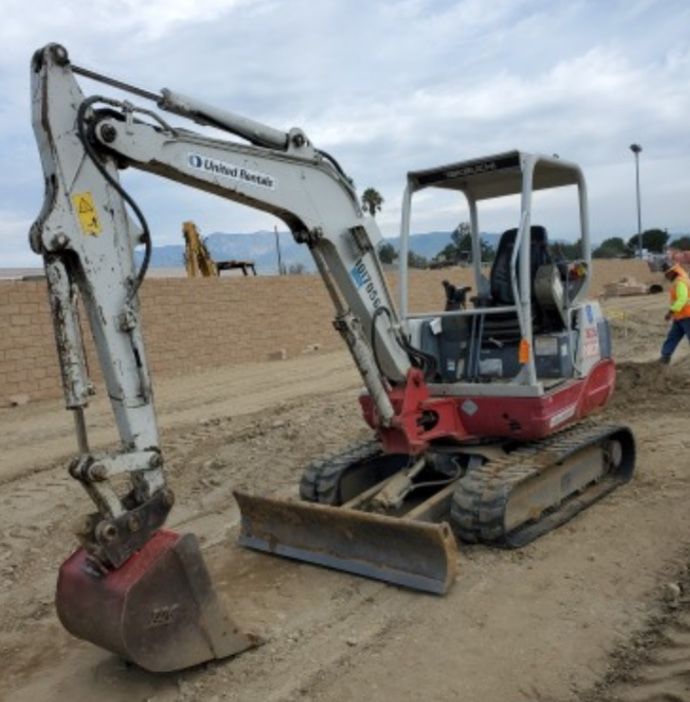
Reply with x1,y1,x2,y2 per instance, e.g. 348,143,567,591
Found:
187,153,275,190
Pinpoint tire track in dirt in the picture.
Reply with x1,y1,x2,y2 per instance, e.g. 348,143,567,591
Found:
580,559,690,702
0,351,358,486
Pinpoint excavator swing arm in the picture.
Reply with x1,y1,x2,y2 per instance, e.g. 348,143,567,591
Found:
30,43,461,670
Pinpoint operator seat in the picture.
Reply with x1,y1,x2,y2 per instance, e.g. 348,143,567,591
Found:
489,225,552,305
479,225,553,342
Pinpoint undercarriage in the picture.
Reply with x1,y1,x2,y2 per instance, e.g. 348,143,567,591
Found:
237,421,635,595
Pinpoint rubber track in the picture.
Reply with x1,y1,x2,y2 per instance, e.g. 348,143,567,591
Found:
299,440,382,505
450,421,633,547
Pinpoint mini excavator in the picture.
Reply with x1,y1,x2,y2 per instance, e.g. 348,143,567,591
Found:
30,44,635,672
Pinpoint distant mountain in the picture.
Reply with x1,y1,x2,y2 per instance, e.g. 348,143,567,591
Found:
137,229,502,273
136,230,312,274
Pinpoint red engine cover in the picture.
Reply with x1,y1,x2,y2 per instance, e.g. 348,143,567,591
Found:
360,359,616,454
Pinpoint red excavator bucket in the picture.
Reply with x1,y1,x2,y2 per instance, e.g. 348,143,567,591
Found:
56,529,259,672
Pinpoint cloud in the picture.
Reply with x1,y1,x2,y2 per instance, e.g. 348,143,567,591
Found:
0,0,251,59
1,0,689,267
0,212,36,267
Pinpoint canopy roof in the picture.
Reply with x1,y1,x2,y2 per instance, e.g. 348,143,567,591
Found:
407,151,581,201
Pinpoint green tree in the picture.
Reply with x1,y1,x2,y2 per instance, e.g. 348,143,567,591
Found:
451,222,472,254
361,187,384,217
670,235,690,251
377,241,398,264
592,236,628,259
482,242,496,263
407,250,428,269
626,228,669,254
434,243,460,264
433,222,495,264
551,238,582,261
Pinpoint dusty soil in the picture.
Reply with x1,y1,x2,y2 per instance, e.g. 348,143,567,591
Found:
1,292,690,702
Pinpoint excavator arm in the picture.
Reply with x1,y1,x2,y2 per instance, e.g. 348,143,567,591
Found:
32,45,171,568
30,44,449,671
31,43,417,563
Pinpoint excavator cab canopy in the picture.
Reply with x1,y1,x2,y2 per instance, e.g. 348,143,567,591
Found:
398,151,593,390
406,150,581,200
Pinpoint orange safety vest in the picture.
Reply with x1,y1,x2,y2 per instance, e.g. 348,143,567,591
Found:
670,274,690,320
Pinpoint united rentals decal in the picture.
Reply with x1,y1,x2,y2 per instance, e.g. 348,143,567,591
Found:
187,153,275,190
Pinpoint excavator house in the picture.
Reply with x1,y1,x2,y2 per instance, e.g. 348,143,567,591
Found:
30,44,635,672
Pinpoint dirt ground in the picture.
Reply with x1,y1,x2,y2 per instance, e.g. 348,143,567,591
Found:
1,293,690,702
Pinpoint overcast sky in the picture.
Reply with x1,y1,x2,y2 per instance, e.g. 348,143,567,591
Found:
1,0,689,266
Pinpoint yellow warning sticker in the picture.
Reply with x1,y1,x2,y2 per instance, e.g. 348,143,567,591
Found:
71,191,102,236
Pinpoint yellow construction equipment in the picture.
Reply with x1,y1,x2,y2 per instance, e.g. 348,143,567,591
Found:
183,221,218,277
182,222,218,278
183,221,257,277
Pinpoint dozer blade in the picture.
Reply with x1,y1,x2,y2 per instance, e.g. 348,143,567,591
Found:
56,529,260,672
235,491,458,594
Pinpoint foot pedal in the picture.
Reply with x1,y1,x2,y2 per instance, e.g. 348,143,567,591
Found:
56,529,260,672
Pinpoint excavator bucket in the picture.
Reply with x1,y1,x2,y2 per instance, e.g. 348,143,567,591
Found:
56,529,260,672
235,492,458,594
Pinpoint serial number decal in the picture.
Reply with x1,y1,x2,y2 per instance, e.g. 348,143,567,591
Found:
549,404,577,428
350,258,382,309
187,153,275,190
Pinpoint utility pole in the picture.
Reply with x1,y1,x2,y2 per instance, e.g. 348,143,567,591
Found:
274,225,284,275
629,144,643,258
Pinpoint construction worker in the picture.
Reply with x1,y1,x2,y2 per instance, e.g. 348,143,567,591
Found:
660,262,690,363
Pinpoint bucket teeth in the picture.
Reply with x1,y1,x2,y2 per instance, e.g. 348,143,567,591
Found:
56,529,260,672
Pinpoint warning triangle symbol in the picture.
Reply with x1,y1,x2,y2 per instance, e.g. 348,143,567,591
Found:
78,198,94,214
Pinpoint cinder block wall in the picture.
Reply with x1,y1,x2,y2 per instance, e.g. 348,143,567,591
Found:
0,260,657,404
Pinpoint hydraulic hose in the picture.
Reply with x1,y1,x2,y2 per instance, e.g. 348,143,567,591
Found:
76,96,152,304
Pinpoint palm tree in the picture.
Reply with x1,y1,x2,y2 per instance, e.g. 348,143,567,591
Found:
361,187,384,217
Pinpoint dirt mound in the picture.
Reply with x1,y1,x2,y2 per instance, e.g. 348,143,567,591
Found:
611,357,690,415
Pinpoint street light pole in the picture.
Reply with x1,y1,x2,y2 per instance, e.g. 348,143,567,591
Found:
629,143,643,258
